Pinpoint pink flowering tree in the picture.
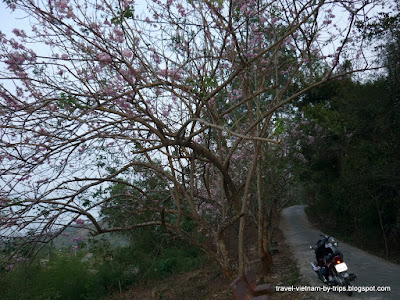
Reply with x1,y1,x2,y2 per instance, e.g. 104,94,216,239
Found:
0,0,388,277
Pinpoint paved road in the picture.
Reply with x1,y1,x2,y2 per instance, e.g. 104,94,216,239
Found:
279,205,399,300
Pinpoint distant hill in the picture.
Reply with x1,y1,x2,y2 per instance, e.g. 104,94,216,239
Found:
52,225,130,249
0,224,130,251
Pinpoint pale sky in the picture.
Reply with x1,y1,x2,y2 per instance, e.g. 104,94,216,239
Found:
0,2,32,36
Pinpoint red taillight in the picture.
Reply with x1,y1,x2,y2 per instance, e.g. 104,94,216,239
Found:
334,256,342,264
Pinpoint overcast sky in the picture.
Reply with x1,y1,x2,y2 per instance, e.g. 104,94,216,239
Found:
0,2,31,36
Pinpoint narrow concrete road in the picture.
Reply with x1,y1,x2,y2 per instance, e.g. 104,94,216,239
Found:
279,205,399,300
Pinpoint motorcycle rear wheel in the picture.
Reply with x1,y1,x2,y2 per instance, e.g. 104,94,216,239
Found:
331,267,353,296
345,283,353,296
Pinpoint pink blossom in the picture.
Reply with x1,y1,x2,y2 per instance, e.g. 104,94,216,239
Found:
55,0,70,14
173,69,182,81
230,89,242,102
253,32,263,44
38,128,48,135
65,28,73,37
284,37,292,45
232,152,244,160
162,109,169,117
113,27,124,37
66,7,75,19
119,68,129,76
151,52,161,64
9,38,25,50
122,49,133,58
5,264,14,271
19,175,31,182
98,53,112,63
223,114,231,121
176,4,187,17
12,28,27,38
158,68,182,81
5,52,26,70
75,219,85,225
78,145,86,154
245,50,254,58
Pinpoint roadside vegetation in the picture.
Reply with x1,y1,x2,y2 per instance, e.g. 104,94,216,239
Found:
0,227,205,300
289,13,400,262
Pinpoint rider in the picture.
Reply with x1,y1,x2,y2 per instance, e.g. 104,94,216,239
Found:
313,236,337,282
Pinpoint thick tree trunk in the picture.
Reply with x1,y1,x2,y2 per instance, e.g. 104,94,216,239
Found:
257,160,272,276
216,233,235,280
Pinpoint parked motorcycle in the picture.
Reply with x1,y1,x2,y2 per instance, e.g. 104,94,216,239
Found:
310,234,357,296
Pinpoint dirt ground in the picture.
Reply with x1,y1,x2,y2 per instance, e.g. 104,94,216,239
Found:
107,228,318,300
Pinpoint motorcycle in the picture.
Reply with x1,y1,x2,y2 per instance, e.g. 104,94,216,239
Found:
310,234,357,296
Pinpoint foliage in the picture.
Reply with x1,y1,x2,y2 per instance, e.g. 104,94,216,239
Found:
0,229,205,300
289,6,400,259
289,73,400,258
1,251,92,300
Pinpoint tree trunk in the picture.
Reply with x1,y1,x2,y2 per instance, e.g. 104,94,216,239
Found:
257,160,272,276
375,197,389,256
